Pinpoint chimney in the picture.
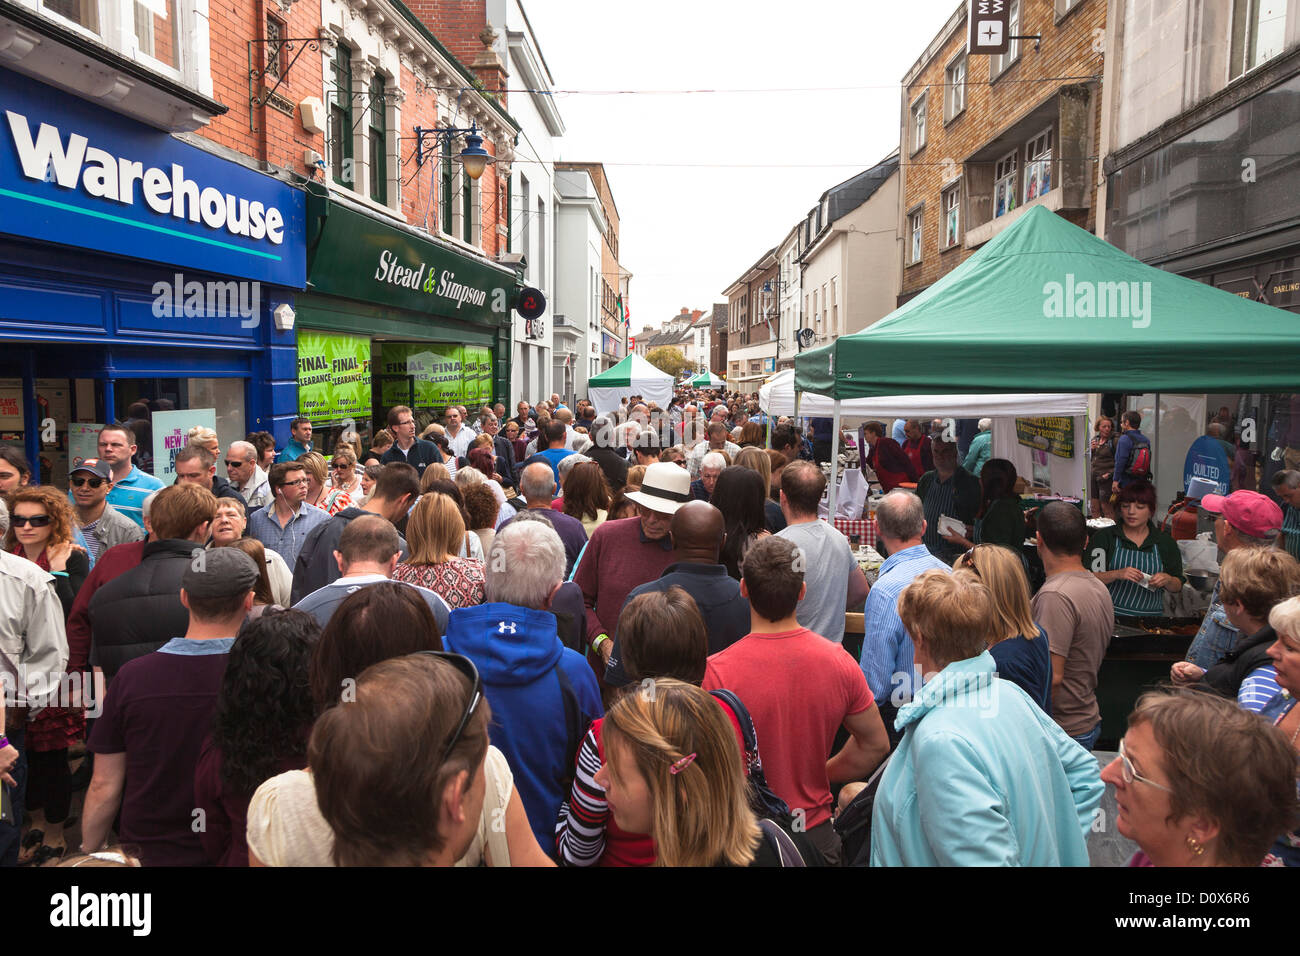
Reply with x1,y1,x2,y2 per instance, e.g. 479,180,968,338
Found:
471,25,506,99
691,310,704,321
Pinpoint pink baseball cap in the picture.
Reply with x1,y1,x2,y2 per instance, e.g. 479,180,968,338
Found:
1200,490,1282,538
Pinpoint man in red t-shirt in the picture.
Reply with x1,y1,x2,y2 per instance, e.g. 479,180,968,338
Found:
703,535,890,864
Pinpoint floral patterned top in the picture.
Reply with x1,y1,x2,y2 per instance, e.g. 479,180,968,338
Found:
393,557,486,609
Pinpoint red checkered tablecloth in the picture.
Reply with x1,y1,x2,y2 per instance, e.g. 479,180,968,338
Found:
833,517,878,548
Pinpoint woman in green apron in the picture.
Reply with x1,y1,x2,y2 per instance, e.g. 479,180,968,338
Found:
1269,470,1300,561
1089,481,1184,617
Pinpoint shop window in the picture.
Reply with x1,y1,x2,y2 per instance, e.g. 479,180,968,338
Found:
330,44,354,188
368,73,387,206
1230,0,1287,80
114,377,246,479
990,0,1021,79
994,149,1018,218
944,52,967,123
1024,128,1053,202
942,183,961,249
910,94,927,154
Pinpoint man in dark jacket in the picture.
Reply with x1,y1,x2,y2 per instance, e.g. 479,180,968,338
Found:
87,483,217,683
478,411,518,490
289,463,419,604
604,500,751,687
174,445,246,507
585,416,630,493
380,404,443,477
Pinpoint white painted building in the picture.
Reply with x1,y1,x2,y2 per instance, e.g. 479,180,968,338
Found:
774,223,803,370
554,167,606,403
489,0,562,405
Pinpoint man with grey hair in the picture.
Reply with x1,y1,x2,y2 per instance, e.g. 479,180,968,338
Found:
442,519,603,858
686,421,740,479
501,461,587,576
962,418,994,477
225,440,271,510
0,496,70,866
691,451,726,500
858,488,951,744
1272,469,1300,561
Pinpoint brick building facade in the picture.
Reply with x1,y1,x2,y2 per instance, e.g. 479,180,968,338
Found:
898,0,1106,302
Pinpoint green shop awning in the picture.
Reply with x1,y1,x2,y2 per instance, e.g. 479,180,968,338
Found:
304,185,517,330
795,205,1300,398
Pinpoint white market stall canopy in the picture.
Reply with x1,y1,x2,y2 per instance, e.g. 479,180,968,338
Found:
758,369,1088,419
587,353,674,414
688,370,726,388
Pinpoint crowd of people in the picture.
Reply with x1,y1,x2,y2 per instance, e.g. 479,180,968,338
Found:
0,390,1296,868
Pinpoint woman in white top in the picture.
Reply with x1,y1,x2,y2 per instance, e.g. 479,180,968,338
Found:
247,652,553,867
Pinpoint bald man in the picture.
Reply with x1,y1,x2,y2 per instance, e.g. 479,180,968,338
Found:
603,500,751,687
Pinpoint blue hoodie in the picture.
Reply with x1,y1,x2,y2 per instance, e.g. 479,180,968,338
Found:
870,652,1103,867
442,602,603,856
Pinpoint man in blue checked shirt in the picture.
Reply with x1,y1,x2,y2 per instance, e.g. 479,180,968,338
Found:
859,489,950,745
248,461,330,569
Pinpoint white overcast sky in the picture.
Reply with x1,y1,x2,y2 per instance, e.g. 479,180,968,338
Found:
522,0,963,337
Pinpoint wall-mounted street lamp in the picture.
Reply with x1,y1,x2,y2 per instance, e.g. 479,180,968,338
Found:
411,123,495,180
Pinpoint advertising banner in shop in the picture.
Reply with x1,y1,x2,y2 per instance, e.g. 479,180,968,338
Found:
153,408,217,485
462,346,493,408
379,344,464,408
297,331,372,422
69,424,103,469
1015,417,1075,459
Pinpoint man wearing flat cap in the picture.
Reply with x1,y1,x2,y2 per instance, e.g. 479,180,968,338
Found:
80,547,259,866
576,462,689,670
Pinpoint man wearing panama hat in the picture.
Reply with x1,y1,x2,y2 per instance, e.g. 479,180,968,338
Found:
575,462,689,668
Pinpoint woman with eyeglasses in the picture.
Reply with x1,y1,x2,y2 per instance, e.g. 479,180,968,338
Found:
1100,688,1298,867
246,585,553,866
952,544,1051,714
5,486,89,865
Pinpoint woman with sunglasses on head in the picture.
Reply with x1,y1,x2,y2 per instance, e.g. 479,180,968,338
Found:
246,584,553,867
953,544,1052,715
5,486,89,865
1101,687,1298,867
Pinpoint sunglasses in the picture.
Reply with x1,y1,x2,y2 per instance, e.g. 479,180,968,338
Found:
70,476,106,488
415,651,483,763
224,459,253,468
12,514,51,527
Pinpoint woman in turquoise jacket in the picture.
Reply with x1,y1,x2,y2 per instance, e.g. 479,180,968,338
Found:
870,570,1105,867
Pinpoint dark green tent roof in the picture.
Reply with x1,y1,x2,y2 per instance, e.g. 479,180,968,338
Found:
795,205,1300,398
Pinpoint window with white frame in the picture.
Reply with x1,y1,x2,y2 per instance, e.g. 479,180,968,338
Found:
993,149,1018,218
1055,0,1078,15
942,183,961,249
945,53,967,122
908,208,924,264
1230,0,1288,80
910,94,927,153
990,0,1021,78
1024,128,1053,202
40,1,200,85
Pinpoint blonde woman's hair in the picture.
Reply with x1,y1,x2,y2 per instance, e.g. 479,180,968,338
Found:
405,493,465,565
733,445,771,490
187,425,219,448
1219,546,1300,621
296,450,327,484
419,462,451,493
952,545,1037,645
602,679,760,867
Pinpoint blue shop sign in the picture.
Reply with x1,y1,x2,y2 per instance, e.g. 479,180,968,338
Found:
0,67,304,288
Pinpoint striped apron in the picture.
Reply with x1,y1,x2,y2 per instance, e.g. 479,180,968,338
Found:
1106,534,1165,617
1282,505,1300,562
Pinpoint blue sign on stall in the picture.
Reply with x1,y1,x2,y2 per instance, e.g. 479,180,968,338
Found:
0,67,304,288
1184,435,1231,495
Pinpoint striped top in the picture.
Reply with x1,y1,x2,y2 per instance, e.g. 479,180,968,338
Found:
1089,522,1183,618
105,465,164,528
1283,504,1300,562
1239,664,1283,713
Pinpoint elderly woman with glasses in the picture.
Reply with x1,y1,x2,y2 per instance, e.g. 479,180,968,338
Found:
1101,688,1298,867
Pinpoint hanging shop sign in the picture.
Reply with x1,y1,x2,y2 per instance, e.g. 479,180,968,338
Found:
1016,417,1075,459
0,67,304,287
297,331,372,422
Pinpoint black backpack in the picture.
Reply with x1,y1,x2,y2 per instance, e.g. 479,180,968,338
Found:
832,755,892,867
709,687,792,826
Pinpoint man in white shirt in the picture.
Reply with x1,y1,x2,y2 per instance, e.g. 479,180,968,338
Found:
444,407,476,460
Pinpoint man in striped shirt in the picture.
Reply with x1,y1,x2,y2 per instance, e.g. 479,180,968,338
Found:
917,439,981,565
98,424,163,529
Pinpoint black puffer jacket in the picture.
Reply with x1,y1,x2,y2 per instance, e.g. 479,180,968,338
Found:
87,538,200,682
1204,624,1277,699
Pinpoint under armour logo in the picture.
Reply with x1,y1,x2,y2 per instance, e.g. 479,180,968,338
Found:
498,621,517,634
